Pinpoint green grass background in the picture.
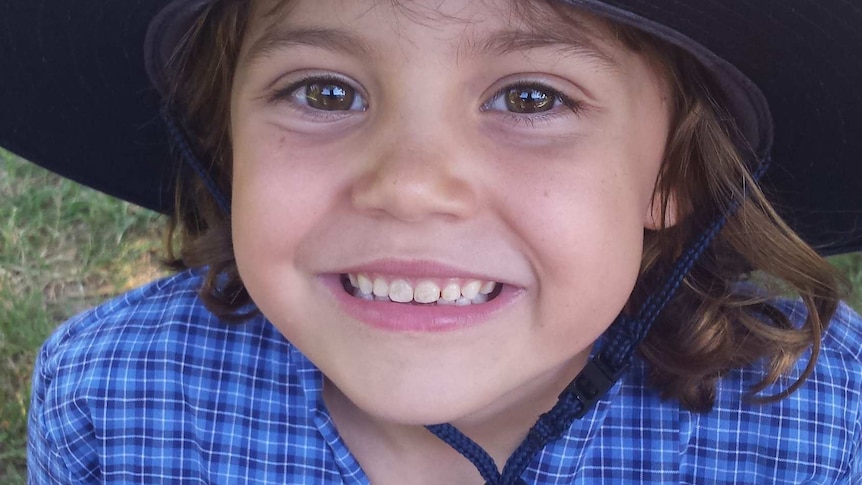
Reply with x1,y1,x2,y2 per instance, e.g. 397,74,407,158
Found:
1,149,860,483
0,150,165,483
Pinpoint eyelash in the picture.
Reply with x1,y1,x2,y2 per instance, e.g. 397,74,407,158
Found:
268,74,367,120
267,76,584,127
481,81,585,126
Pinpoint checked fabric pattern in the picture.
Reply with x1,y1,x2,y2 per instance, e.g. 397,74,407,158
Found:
29,269,862,483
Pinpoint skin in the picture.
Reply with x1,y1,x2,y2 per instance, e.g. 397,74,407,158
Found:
229,0,672,481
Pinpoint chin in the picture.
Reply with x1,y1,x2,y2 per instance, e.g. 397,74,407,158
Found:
328,365,512,426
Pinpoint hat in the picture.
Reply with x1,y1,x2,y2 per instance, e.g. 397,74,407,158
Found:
1,0,860,254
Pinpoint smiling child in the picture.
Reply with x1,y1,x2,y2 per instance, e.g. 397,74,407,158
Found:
4,0,862,483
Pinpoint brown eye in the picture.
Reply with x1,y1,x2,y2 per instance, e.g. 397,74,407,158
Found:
305,81,357,111
505,86,555,113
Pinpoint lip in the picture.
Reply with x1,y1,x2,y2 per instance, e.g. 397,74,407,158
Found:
319,260,525,332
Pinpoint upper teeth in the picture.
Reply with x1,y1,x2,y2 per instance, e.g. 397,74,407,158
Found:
346,274,498,305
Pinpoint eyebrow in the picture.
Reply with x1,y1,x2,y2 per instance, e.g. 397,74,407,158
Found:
243,27,373,65
242,25,618,72
460,28,619,71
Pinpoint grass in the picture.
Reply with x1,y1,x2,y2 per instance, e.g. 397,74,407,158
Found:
830,253,862,311
0,149,860,482
0,149,166,484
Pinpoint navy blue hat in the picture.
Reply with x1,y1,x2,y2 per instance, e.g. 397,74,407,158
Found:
1,0,860,253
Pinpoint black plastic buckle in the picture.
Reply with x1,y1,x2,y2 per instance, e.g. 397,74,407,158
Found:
563,354,629,418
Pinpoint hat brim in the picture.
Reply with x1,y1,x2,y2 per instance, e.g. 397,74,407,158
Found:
1,0,174,212
1,0,860,254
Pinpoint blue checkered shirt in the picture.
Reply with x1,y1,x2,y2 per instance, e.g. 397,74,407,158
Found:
29,269,862,483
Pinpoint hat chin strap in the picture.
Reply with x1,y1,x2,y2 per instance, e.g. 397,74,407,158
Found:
162,107,770,485
426,158,770,485
163,108,233,215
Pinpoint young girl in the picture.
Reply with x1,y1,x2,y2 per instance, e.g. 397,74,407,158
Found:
4,0,860,483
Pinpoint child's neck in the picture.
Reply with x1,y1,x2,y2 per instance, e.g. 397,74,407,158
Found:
322,353,589,484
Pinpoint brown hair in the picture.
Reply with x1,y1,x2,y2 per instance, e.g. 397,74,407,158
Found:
162,0,847,410
623,36,847,410
163,0,252,319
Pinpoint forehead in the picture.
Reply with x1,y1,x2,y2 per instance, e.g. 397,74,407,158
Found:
242,0,622,68
253,0,587,25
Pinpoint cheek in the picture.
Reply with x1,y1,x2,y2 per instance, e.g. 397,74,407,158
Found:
488,134,663,330
229,123,356,348
498,174,643,369
535,172,644,308
230,123,340,278
497,141,651,253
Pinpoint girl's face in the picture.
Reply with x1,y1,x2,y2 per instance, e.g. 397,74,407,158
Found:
230,0,671,427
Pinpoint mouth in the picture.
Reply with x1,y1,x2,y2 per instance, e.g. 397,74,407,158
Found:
341,273,504,306
323,268,522,332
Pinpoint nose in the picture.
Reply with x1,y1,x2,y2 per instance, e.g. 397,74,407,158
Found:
351,134,480,223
